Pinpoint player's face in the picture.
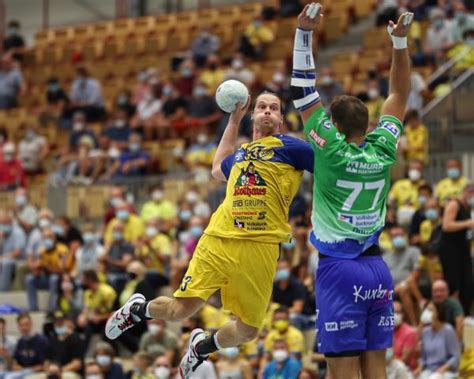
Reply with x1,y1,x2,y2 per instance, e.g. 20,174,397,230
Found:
252,94,283,136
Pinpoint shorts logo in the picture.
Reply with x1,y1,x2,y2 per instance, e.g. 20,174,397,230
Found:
325,322,339,332
309,129,327,148
234,219,245,228
353,284,393,304
378,315,394,328
233,162,267,197
380,122,399,138
339,320,358,330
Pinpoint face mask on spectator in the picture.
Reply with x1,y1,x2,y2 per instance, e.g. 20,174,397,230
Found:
181,67,192,78
273,349,288,362
319,75,333,86
7,27,18,36
394,313,402,327
146,226,157,237
420,308,433,325
392,236,407,250
469,197,474,208
61,281,73,292
117,93,129,106
408,169,421,182
434,19,444,29
152,190,164,202
232,59,244,70
148,323,162,336
397,206,415,227
83,233,95,244
193,86,207,97
272,72,285,84
196,134,208,145
385,349,394,361
15,195,27,207
368,88,380,100
190,226,203,238
115,120,126,129
44,238,55,250
39,218,51,229
86,375,102,379
0,223,12,235
112,231,123,241
73,122,85,132
281,239,296,250
48,83,60,92
222,347,240,359
96,355,112,366
154,367,170,379
162,85,173,97
418,195,427,206
52,224,65,236
25,129,36,140
186,191,199,204
179,210,192,222
54,325,67,335
108,147,121,159
275,269,290,281
447,168,460,179
425,208,438,221
129,142,140,153
116,209,129,221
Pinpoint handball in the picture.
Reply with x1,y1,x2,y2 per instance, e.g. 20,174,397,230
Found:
215,80,249,113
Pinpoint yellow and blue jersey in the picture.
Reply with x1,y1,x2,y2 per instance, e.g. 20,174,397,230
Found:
204,134,313,244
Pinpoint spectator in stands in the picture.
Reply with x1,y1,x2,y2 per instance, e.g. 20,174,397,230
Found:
317,68,344,113
402,109,429,164
102,220,134,292
435,158,469,206
424,8,455,62
85,361,105,379
120,260,154,306
0,209,26,291
139,319,179,361
131,81,162,140
0,53,25,110
47,314,84,376
94,341,126,379
375,0,399,27
279,0,303,16
26,227,71,311
415,301,460,378
70,67,106,122
264,307,304,358
263,339,301,379
190,26,221,67
176,58,196,97
75,223,104,277
263,69,292,110
130,351,154,379
77,270,116,348
272,260,306,326
152,355,172,379
409,183,433,245
45,362,61,379
431,279,464,340
140,184,177,222
3,20,25,54
382,226,420,325
104,109,132,149
407,71,428,112
452,3,474,42
418,197,442,248
389,159,426,209
107,133,150,179
57,274,82,320
439,183,474,314
0,318,15,371
0,142,26,190
13,187,37,229
184,131,217,170
223,53,256,88
133,70,152,106
115,89,135,118
69,111,98,150
385,348,412,379
104,200,145,244
41,76,70,129
54,215,83,252
186,81,222,126
199,54,225,93
103,186,134,226
215,347,252,379
393,300,418,370
240,15,275,58
365,80,386,125
17,123,49,174
5,313,49,378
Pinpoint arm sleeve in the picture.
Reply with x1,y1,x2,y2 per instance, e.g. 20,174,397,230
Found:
220,153,235,180
365,115,404,163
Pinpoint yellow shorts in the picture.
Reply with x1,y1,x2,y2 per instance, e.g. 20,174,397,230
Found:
174,234,280,328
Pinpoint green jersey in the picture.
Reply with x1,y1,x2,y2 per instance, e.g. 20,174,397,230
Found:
304,107,404,258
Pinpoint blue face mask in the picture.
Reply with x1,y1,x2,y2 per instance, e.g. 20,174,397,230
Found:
181,68,192,78
447,168,460,179
52,224,65,236
0,224,12,234
44,238,55,250
418,195,428,206
162,86,173,97
49,83,60,92
54,326,67,335
385,349,394,361
83,233,95,244
282,239,296,250
116,209,129,221
179,210,192,222
392,236,407,250
425,208,438,221
112,231,123,241
275,269,290,281
190,226,203,238
129,143,140,153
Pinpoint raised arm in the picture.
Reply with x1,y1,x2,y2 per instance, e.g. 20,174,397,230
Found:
211,96,251,181
380,12,414,121
291,3,324,124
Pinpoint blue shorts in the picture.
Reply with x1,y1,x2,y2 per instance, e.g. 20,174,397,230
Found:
315,255,394,355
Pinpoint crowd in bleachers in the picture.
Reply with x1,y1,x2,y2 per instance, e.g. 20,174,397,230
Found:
0,0,473,378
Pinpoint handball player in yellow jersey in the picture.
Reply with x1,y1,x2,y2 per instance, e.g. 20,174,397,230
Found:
105,92,314,378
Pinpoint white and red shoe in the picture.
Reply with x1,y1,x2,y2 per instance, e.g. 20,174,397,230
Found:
105,293,145,340
178,328,208,379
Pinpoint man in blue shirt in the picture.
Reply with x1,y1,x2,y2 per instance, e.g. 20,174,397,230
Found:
104,109,131,149
110,132,150,179
263,340,301,379
70,66,106,122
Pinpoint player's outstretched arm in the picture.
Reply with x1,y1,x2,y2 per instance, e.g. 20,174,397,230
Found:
292,3,323,124
211,96,251,182
380,12,414,121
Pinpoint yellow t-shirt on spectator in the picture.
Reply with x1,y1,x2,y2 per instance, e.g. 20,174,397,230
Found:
241,339,259,357
244,24,275,47
140,200,177,222
199,69,225,93
417,255,443,280
366,97,385,123
135,233,172,275
379,230,393,252
84,283,117,315
200,305,230,330
39,242,73,274
389,179,425,208
435,176,468,206
264,326,305,354
420,220,435,244
104,214,145,244
404,124,429,163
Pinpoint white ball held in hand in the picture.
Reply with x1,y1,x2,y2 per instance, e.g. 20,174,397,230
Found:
215,80,249,113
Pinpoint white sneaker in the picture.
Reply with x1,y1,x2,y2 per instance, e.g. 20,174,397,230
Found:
178,328,208,379
105,293,145,340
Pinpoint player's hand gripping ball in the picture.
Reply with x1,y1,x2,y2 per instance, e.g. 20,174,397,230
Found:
215,80,249,113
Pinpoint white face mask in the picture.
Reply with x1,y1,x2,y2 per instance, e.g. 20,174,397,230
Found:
186,191,199,204
86,375,102,379
39,218,51,229
148,323,162,336
273,349,288,362
408,169,421,182
146,226,158,238
152,190,164,202
394,313,402,327
154,366,170,379
420,308,433,325
96,355,112,366
73,122,85,132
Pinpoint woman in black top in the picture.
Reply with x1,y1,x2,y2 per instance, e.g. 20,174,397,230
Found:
440,183,474,314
